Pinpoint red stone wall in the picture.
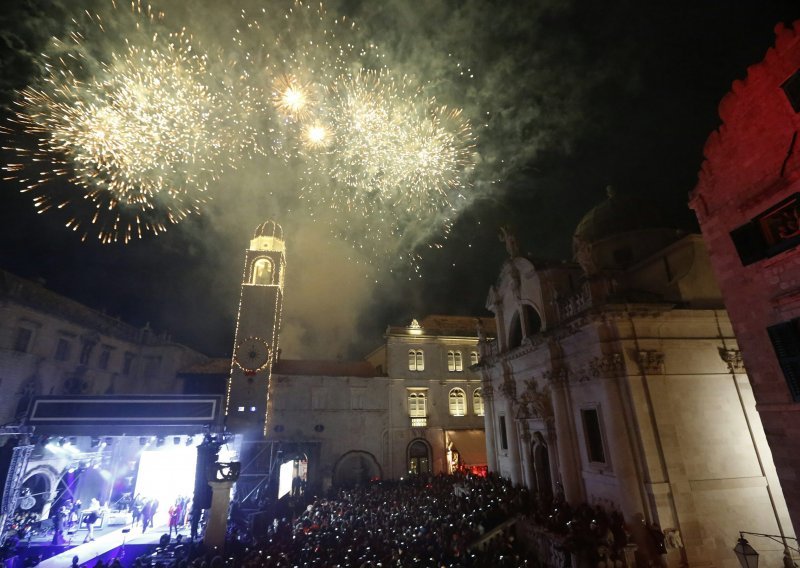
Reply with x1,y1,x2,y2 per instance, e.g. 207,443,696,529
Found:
690,21,800,537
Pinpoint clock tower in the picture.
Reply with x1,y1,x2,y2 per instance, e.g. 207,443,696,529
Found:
226,221,285,435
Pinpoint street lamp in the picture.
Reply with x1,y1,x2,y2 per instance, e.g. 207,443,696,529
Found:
733,535,758,568
733,531,800,568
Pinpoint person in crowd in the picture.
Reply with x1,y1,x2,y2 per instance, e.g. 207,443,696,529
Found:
141,499,153,533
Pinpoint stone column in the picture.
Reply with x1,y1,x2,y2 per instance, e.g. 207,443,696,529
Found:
204,479,234,549
482,382,499,472
504,399,523,485
549,377,582,503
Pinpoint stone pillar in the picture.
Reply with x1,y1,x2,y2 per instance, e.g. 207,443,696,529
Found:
518,423,535,491
202,462,240,549
482,383,499,473
550,379,582,503
204,480,234,549
504,400,523,485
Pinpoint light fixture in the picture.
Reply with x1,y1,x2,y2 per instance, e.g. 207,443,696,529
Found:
185,436,194,447
733,531,800,568
733,536,758,568
156,436,165,447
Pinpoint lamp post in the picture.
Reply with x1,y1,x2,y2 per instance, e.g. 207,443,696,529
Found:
733,531,800,568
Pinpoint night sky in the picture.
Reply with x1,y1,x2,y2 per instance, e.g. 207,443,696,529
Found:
2,1,799,359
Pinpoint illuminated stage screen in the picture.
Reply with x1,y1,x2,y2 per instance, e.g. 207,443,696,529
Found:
134,447,197,525
277,461,294,499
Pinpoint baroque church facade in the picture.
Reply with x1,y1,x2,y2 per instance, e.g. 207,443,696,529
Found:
477,191,796,566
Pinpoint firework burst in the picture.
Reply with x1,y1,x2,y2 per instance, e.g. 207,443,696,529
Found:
4,1,238,243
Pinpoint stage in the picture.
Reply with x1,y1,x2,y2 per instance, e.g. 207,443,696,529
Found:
15,522,188,567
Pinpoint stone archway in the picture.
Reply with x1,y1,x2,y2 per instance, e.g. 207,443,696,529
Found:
332,451,382,488
407,439,432,475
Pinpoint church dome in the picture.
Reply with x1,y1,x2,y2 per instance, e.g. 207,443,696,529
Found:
573,187,665,245
254,220,283,240
572,187,679,274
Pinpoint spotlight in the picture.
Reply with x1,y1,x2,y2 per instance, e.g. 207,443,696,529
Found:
185,436,194,447
173,436,181,446
139,437,148,447
156,436,165,447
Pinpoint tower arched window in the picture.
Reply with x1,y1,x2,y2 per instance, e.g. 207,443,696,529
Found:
449,388,466,416
252,258,274,285
408,349,424,372
473,388,484,416
447,351,463,372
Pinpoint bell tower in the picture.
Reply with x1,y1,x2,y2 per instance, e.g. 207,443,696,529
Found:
226,221,285,435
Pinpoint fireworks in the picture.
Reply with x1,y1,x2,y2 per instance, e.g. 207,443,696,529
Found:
5,2,236,243
5,0,477,266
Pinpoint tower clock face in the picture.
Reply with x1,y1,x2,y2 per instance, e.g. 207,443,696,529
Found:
234,336,271,373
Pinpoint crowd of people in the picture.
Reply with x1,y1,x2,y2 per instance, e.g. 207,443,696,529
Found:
120,473,533,568
5,472,674,567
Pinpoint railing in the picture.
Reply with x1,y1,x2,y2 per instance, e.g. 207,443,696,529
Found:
410,417,427,427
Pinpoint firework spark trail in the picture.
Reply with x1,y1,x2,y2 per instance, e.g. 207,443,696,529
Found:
5,0,477,267
233,3,475,265
4,1,246,243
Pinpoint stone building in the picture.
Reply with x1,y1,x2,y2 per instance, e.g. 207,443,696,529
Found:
181,222,493,497
0,269,207,426
478,192,796,566
690,20,800,540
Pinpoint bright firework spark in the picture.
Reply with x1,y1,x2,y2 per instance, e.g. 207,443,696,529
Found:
273,75,314,120
3,1,239,243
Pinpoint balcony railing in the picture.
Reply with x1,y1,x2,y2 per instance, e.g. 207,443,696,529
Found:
410,417,427,427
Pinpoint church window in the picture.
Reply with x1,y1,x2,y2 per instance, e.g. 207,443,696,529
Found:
252,258,274,285
767,319,800,402
408,349,424,372
470,352,479,366
98,346,112,370
54,338,71,361
782,67,800,113
473,388,484,416
408,392,427,426
13,327,33,353
449,388,466,416
498,416,508,450
122,352,136,376
581,408,607,464
447,351,463,372
79,338,96,365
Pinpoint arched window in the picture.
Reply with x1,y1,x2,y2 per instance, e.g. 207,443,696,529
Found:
408,349,424,372
408,392,427,426
473,388,484,416
470,352,479,366
447,351,463,372
449,388,466,416
252,258,274,285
